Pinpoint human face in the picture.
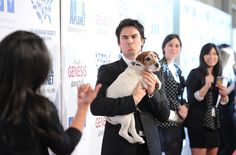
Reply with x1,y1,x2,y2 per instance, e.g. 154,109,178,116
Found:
119,26,144,60
163,38,181,62
204,48,218,68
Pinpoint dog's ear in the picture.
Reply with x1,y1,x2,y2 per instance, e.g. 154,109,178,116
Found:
152,51,160,59
135,52,146,63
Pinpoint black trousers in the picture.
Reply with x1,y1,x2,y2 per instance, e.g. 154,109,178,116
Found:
136,137,149,155
159,126,185,155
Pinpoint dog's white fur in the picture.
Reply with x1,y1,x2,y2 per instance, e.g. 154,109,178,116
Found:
106,51,161,144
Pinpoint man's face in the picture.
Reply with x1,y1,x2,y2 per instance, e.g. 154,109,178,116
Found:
119,26,144,60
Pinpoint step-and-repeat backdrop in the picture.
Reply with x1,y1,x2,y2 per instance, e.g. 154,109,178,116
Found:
60,0,174,154
0,0,61,116
0,0,232,155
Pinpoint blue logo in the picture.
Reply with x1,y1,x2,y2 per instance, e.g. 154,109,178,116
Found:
7,0,14,13
44,70,54,85
68,116,74,126
70,0,85,25
31,0,53,24
0,0,15,13
95,51,112,70
68,116,86,127
0,0,4,12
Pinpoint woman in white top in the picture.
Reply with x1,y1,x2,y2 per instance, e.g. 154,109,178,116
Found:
156,34,189,155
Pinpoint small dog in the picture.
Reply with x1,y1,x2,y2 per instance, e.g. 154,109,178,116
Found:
106,51,161,144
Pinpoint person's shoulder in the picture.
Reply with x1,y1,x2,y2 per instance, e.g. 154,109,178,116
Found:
33,94,55,108
189,67,200,74
98,58,125,73
99,59,120,69
187,68,201,81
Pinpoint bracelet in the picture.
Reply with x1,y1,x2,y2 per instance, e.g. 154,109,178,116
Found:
220,95,229,105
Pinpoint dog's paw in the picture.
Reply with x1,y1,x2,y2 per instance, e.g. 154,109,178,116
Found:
133,132,145,144
134,138,145,144
155,81,161,90
156,81,161,90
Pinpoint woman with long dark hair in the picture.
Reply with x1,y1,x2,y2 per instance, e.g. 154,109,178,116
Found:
0,30,101,155
186,43,228,155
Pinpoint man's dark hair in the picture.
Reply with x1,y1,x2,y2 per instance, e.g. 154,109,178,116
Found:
115,18,146,45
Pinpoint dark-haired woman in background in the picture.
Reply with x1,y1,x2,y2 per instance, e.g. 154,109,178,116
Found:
156,34,188,155
185,43,228,155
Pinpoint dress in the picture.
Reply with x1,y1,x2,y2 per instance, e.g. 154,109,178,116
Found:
185,68,221,148
156,58,186,154
0,97,81,155
90,58,170,155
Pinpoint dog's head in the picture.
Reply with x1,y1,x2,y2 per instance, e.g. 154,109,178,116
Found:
131,51,161,72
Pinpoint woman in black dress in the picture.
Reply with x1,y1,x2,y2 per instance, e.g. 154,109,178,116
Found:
185,43,228,155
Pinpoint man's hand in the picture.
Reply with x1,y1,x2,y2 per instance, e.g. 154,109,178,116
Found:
132,82,146,105
141,71,158,95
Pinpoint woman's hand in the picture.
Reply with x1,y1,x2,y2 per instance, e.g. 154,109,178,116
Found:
217,84,228,97
71,83,101,132
177,104,188,120
77,83,102,108
205,74,214,88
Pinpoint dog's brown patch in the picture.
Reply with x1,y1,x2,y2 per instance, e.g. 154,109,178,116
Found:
135,51,159,67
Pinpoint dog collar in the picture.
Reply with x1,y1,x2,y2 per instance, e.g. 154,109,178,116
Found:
131,61,142,66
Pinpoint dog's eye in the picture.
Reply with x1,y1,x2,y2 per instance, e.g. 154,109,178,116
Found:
145,57,151,61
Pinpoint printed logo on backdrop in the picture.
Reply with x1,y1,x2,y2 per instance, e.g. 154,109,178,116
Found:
30,28,56,41
95,116,106,136
30,0,56,41
68,59,87,87
31,0,53,24
70,0,85,25
95,51,112,70
95,13,112,35
40,70,56,94
117,1,128,19
96,51,121,70
68,116,86,128
68,0,86,33
0,0,14,13
0,0,15,29
40,70,57,107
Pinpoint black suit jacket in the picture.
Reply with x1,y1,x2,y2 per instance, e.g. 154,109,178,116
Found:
90,58,170,155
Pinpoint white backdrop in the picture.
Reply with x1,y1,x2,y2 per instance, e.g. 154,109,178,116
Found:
179,0,232,78
0,0,233,155
60,0,174,154
0,0,61,112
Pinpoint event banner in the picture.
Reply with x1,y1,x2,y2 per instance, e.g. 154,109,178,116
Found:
0,0,61,109
60,0,174,154
1,0,232,155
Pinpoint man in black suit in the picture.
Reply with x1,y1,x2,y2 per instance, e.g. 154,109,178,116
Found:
90,18,170,155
